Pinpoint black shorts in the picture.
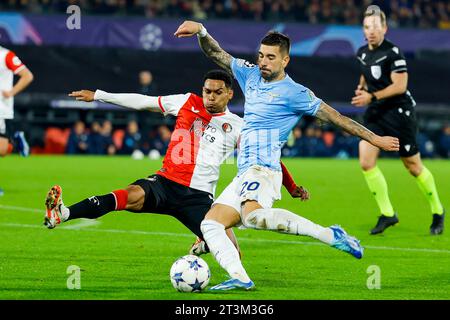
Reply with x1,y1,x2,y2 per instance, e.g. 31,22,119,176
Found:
130,174,213,239
364,105,418,157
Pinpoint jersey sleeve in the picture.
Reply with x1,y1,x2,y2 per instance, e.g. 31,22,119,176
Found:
291,87,322,117
158,93,191,116
231,57,258,91
389,46,408,73
5,51,26,74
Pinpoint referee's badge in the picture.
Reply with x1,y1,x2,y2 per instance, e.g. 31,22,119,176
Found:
371,65,382,79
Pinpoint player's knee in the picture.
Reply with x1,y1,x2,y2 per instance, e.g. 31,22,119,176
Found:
404,162,422,177
243,209,272,230
360,159,376,171
204,206,221,221
125,185,145,206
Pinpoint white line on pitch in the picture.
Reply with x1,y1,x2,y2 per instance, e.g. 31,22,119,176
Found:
60,219,101,229
1,222,450,255
0,205,42,213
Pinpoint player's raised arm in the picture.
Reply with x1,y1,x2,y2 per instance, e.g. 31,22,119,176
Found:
174,21,233,74
315,101,400,151
69,90,163,113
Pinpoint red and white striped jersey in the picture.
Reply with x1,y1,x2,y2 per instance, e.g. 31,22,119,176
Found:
0,46,26,119
156,93,243,196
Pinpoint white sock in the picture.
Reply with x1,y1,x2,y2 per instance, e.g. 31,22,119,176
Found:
60,205,70,222
200,219,251,282
244,208,334,245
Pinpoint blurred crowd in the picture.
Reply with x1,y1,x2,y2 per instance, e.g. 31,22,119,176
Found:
282,122,450,159
2,0,449,29
38,119,450,159
41,120,171,158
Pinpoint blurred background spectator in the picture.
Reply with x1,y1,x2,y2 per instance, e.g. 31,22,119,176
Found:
139,70,158,96
334,131,360,159
87,121,103,154
120,120,143,154
100,120,117,155
66,120,89,154
150,125,172,156
438,123,450,158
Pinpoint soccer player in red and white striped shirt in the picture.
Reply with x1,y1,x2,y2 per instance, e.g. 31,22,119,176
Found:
45,70,308,256
0,46,34,195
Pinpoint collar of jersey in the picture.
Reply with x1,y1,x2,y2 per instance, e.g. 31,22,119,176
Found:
207,107,228,117
369,39,386,51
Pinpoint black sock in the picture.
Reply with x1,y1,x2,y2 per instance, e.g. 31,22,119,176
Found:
67,193,116,220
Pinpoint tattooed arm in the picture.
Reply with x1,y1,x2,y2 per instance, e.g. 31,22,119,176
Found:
174,21,233,73
197,33,233,74
315,101,399,151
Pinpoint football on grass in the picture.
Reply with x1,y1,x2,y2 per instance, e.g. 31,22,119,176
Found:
170,255,210,292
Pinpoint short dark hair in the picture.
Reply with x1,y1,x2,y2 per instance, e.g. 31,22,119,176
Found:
203,69,233,89
261,31,291,55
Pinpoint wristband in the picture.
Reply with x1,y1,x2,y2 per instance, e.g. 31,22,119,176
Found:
197,25,208,38
370,92,377,102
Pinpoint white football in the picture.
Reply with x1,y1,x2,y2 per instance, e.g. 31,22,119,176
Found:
169,255,210,292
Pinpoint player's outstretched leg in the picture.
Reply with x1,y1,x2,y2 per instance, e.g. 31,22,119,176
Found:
199,204,254,291
243,207,364,259
44,185,129,229
201,219,254,291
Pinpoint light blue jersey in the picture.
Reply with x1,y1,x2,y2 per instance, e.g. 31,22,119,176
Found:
231,57,322,175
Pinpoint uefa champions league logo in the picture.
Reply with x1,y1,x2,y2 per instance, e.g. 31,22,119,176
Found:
139,24,163,51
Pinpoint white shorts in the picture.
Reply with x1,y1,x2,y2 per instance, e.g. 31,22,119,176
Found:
0,119,6,136
214,165,282,215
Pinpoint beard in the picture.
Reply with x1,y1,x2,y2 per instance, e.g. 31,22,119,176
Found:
260,69,279,82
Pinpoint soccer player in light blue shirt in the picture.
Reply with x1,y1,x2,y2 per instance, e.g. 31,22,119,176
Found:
231,56,322,175
175,22,400,291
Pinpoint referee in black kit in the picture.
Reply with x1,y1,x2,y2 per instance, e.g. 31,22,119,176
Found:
351,5,445,235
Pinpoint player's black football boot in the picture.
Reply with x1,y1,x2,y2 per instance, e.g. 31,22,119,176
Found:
370,213,399,235
430,209,445,235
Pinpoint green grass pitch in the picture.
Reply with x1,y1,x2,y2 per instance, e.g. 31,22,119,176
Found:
0,155,449,299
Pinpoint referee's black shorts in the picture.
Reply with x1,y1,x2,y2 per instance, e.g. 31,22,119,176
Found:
130,174,213,239
363,105,419,157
